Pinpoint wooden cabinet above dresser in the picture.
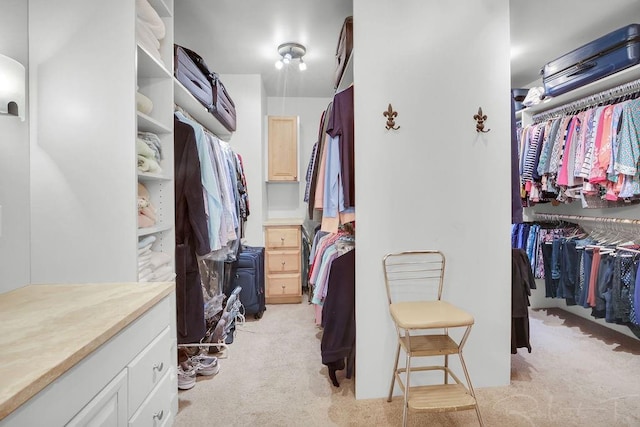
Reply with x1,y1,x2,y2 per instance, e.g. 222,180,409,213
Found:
267,116,299,182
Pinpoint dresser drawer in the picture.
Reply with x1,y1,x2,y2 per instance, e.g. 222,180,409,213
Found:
66,369,127,427
128,368,174,427
265,226,300,249
266,250,300,274
266,273,301,297
128,326,172,417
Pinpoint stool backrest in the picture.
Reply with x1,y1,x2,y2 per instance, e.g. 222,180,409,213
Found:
382,250,446,305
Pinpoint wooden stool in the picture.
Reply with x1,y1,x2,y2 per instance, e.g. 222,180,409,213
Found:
383,251,483,427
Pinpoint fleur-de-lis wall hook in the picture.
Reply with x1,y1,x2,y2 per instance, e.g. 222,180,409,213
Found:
383,103,400,130
473,107,490,133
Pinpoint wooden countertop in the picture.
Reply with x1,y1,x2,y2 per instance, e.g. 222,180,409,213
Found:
0,282,174,420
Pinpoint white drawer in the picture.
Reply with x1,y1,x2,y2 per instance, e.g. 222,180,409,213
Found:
127,327,172,417
128,370,174,427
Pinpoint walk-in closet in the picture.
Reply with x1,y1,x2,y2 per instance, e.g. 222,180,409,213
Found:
1,0,640,426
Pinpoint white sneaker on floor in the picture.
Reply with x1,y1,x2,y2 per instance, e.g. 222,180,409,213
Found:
178,363,196,390
188,354,220,376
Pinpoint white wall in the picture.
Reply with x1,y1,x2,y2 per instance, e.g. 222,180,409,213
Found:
353,0,512,399
220,74,267,247
29,0,138,283
0,0,30,293
266,96,332,219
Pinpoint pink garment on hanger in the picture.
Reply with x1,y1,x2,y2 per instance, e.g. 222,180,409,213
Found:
590,105,614,184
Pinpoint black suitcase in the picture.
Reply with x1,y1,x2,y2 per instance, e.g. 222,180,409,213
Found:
174,45,214,110
542,24,640,97
233,245,266,319
211,76,237,132
174,44,237,132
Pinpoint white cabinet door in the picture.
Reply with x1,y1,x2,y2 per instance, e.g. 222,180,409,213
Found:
66,370,127,427
353,0,512,398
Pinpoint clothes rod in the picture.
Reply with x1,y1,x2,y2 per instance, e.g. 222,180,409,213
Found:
534,212,640,226
174,104,220,140
532,77,640,123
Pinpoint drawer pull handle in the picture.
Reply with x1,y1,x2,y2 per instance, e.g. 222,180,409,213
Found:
153,410,164,421
280,237,285,244
281,261,286,267
281,285,285,293
153,362,164,372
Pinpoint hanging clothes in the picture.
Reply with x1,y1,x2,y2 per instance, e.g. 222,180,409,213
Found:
304,87,355,233
174,117,211,344
320,248,356,387
516,220,640,338
512,248,535,354
175,110,224,250
173,108,251,345
511,92,524,223
326,85,355,209
307,106,331,219
518,97,640,207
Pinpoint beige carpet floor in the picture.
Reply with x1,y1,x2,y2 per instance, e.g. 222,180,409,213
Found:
175,302,640,427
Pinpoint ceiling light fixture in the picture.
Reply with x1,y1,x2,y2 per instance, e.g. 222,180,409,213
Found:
275,42,307,71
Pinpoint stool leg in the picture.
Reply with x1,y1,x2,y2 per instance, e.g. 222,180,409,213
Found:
444,354,449,384
459,352,484,427
402,351,411,427
387,342,400,402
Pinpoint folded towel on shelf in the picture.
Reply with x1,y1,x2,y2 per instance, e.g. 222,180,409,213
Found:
136,0,166,40
152,264,173,278
140,271,175,283
138,182,151,202
136,17,160,50
140,205,156,222
138,212,155,228
136,18,162,64
138,235,157,249
153,271,176,282
138,260,174,282
149,251,172,269
138,245,153,255
138,154,162,174
138,267,154,281
138,251,152,262
138,132,163,160
138,259,152,271
137,137,158,160
136,91,154,115
137,183,157,227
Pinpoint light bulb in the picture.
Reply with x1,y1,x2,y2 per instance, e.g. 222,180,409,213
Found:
298,59,307,71
283,53,292,64
275,59,284,70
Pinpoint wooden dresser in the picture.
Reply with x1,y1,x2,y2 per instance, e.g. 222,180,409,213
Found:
264,219,303,304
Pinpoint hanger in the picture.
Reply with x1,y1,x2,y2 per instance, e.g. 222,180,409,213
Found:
616,244,640,255
565,227,587,240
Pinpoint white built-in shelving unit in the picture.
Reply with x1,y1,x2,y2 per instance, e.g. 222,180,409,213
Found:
28,0,175,283
519,63,640,340
135,0,176,264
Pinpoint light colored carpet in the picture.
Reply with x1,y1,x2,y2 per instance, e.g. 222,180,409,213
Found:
175,302,640,427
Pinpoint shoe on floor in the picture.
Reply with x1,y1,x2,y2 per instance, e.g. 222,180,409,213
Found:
178,363,196,390
188,354,220,376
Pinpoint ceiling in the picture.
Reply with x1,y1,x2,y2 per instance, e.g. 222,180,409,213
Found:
174,0,640,98
174,0,353,98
